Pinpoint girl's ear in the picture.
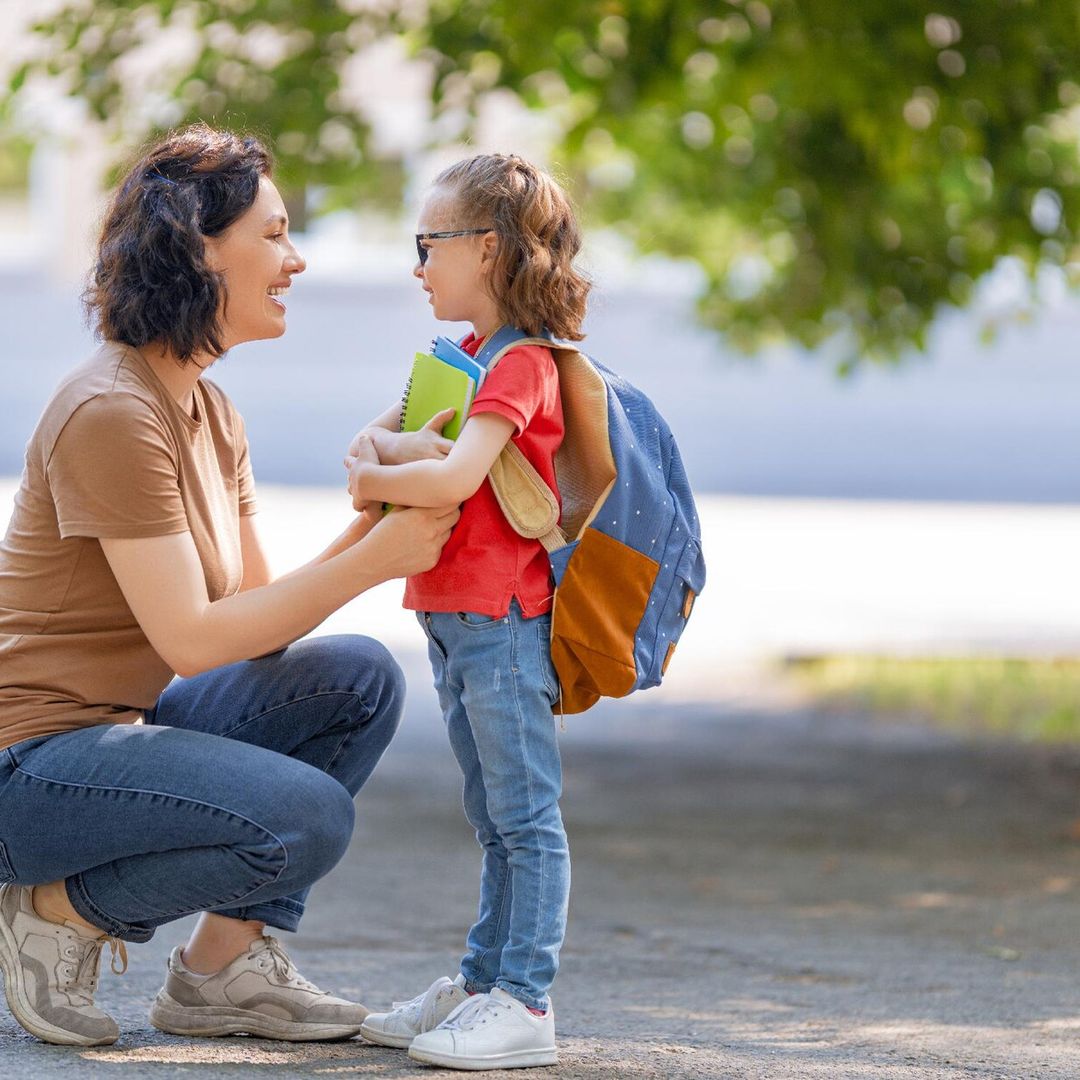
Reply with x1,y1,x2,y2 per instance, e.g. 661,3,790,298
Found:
480,230,498,266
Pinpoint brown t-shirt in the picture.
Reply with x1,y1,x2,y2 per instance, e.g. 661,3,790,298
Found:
0,342,256,751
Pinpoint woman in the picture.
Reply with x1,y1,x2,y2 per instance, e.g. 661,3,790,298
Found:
0,124,458,1047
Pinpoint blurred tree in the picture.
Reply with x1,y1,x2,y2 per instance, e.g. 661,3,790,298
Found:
6,0,1080,360
0,134,33,193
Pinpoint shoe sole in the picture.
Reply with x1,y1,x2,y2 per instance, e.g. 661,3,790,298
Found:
407,1044,559,1070
149,991,365,1042
358,1020,415,1048
0,900,117,1047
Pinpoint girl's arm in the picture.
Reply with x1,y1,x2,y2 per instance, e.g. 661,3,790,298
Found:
345,403,455,468
347,413,516,509
99,503,459,678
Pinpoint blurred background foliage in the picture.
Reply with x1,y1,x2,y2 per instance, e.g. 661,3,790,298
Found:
6,0,1080,360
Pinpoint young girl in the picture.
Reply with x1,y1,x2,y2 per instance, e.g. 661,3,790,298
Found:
345,153,590,1070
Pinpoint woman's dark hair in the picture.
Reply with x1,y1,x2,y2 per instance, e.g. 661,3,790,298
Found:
85,123,273,362
433,154,591,340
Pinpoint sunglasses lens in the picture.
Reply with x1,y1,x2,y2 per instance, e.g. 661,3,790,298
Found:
415,239,427,266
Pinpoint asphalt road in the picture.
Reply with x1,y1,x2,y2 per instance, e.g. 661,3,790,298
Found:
4,669,1080,1079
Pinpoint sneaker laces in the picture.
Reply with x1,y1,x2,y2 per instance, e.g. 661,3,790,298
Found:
63,933,127,1005
255,935,323,995
439,992,509,1032
389,978,445,1020
401,977,459,1032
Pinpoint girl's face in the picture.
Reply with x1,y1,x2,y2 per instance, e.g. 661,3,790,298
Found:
204,176,306,350
413,189,499,335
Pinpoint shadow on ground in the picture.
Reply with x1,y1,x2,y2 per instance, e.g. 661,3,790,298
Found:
5,683,1080,1079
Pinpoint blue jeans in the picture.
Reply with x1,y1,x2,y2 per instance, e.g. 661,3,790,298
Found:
419,602,569,1012
0,634,403,943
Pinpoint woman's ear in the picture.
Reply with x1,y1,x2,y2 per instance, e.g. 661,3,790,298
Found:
480,230,498,266
202,233,225,273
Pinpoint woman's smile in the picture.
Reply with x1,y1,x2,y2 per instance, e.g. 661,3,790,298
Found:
267,283,291,311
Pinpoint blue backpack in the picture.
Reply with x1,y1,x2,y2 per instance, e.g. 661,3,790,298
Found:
470,326,706,715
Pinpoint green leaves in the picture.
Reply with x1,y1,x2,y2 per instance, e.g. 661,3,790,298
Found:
7,1,398,214
418,1,1080,359
7,0,1080,361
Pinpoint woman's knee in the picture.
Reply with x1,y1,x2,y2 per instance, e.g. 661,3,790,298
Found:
296,634,405,739
266,767,356,879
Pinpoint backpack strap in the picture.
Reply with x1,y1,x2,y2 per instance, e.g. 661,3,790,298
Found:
470,325,543,370
468,326,575,552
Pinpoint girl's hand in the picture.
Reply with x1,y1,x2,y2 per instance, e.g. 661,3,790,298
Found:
344,432,381,514
399,408,456,462
349,408,455,467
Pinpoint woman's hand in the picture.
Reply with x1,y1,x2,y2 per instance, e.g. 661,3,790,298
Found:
361,504,460,580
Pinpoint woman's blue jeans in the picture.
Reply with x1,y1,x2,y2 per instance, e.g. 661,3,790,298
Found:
419,602,570,1012
0,634,404,943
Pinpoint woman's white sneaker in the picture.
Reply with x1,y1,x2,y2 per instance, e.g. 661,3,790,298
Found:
407,987,557,1070
359,973,469,1047
0,883,126,1046
148,935,368,1041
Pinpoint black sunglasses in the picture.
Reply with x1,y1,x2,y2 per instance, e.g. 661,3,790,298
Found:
415,229,493,266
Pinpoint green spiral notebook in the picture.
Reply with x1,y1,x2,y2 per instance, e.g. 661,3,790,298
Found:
400,351,476,440
382,351,476,514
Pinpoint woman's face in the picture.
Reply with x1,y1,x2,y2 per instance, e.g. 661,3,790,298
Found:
204,176,305,349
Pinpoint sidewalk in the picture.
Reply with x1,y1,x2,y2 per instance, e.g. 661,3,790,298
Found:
2,477,1076,695
247,486,1080,687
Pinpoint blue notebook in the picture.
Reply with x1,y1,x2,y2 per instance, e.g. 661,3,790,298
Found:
431,336,487,391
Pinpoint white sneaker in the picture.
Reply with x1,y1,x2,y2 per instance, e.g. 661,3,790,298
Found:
408,987,557,1070
0,883,126,1047
359,973,469,1048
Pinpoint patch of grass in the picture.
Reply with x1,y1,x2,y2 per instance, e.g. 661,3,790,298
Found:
786,656,1080,742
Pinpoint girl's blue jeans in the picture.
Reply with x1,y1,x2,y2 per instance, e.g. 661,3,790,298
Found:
0,634,404,943
419,601,569,1012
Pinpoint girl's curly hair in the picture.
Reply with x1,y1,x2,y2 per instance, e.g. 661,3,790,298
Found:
433,154,591,341
85,123,272,362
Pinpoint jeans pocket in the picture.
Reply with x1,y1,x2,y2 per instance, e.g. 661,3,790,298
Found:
455,611,505,629
534,615,559,702
418,612,449,662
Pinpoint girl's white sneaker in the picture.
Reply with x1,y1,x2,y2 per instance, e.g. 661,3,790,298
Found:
359,973,469,1048
407,987,557,1070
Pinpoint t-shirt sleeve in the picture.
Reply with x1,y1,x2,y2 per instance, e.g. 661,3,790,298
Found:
468,344,556,436
47,393,189,539
233,407,258,517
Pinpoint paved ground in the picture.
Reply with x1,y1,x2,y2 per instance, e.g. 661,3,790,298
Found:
5,680,1080,1079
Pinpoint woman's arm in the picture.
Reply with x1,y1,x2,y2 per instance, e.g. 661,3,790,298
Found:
100,504,458,678
238,507,380,591
348,413,516,509
238,514,274,591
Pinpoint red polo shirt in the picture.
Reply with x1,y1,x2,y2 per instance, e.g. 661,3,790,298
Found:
403,335,563,617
